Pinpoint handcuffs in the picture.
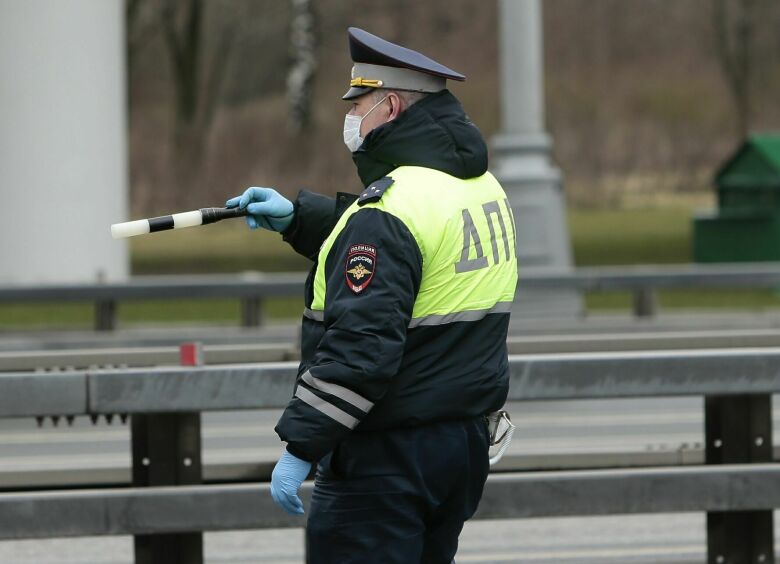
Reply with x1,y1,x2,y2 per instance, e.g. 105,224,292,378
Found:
485,410,516,466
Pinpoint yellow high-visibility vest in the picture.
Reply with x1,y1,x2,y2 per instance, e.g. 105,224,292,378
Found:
311,166,518,327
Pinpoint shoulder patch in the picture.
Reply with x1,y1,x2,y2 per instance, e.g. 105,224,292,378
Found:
357,176,394,206
345,244,377,294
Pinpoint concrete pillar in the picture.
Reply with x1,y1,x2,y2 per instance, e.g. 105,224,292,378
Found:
492,0,581,317
0,0,128,285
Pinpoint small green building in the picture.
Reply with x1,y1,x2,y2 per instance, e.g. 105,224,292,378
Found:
693,133,780,262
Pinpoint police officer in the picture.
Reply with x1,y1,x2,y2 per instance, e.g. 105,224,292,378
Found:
227,27,517,564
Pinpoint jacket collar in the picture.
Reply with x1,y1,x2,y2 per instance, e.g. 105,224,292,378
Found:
352,90,488,186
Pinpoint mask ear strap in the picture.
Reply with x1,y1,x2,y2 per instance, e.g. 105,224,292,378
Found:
364,96,388,120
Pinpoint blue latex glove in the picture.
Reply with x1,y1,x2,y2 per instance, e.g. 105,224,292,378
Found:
270,449,312,515
225,187,294,232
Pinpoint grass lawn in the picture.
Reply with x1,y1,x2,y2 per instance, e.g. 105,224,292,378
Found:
569,207,692,266
129,206,696,273
0,298,305,330
130,222,309,274
568,205,780,310
3,204,778,329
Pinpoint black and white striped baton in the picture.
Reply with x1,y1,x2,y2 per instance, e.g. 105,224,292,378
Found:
110,207,249,239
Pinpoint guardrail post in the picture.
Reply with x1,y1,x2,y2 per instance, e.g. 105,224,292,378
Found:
705,394,774,563
94,300,116,331
632,288,657,318
131,343,204,564
241,297,264,327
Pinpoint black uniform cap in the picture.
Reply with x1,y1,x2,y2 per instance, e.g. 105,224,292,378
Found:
343,27,466,100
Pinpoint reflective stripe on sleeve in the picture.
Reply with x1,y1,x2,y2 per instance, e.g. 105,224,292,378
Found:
295,385,360,429
408,302,513,328
301,370,374,413
303,308,324,322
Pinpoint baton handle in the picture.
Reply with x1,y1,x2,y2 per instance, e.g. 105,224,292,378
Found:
199,206,249,225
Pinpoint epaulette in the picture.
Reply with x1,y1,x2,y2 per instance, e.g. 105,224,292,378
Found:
336,192,359,216
357,176,394,206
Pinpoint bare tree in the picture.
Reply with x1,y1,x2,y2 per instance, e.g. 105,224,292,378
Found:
287,0,318,133
126,0,157,69
712,0,759,137
161,0,237,152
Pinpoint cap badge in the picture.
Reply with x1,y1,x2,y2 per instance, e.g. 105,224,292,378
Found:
350,77,383,88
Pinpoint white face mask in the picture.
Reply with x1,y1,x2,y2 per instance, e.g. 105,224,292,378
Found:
343,96,388,152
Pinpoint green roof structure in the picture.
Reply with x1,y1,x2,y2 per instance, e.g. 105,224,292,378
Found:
715,133,780,190
694,132,780,263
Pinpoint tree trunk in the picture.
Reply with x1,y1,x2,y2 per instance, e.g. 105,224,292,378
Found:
287,0,318,134
712,0,758,137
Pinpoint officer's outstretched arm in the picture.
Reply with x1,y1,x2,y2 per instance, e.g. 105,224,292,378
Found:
274,208,422,462
281,190,344,260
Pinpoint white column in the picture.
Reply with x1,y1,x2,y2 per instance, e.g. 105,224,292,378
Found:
0,0,128,285
492,0,580,316
499,0,545,135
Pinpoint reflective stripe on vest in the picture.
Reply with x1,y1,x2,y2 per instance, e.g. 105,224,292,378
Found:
310,166,518,326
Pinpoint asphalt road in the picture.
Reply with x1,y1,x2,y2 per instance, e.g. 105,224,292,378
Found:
3,313,780,562
1,396,776,562
0,398,709,483
0,513,714,564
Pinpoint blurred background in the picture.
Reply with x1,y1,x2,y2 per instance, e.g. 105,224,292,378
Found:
3,4,780,563
2,0,780,326
124,0,780,210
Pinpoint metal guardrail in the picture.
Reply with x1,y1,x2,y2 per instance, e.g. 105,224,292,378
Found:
0,272,303,330
0,343,297,372
2,464,780,538
4,262,780,329
3,331,780,492
3,348,780,417
0,348,779,562
3,328,780,372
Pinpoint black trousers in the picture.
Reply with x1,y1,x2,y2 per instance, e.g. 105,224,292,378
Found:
306,417,490,564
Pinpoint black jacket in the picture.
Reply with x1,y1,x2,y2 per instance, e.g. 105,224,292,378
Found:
275,90,510,462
